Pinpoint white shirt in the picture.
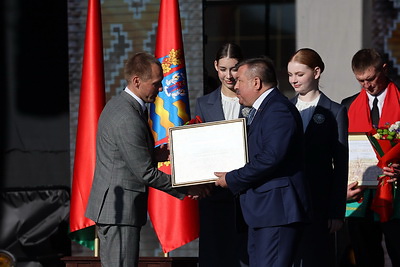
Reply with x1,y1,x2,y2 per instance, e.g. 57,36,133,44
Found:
367,88,387,117
221,92,240,120
296,95,321,132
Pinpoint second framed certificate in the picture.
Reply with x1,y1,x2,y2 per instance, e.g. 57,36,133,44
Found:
348,133,382,186
169,118,248,187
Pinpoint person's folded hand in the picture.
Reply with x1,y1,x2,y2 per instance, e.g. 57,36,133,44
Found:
383,163,400,183
328,219,344,233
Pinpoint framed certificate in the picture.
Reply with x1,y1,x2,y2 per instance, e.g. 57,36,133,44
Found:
348,133,381,186
169,118,248,187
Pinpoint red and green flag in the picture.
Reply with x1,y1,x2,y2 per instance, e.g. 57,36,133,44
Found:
69,0,105,249
148,0,200,253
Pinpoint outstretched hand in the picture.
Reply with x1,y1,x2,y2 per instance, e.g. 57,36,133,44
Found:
187,184,213,200
214,172,228,188
347,181,365,201
154,143,170,162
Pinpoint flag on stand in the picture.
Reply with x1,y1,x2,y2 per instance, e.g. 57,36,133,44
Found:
69,0,106,249
148,0,199,253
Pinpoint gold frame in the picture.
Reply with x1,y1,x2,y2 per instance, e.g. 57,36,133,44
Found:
169,118,248,187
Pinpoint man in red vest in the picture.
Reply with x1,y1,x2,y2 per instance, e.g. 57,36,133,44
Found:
341,48,400,267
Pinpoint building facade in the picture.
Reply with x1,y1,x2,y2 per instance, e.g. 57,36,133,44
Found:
68,0,400,257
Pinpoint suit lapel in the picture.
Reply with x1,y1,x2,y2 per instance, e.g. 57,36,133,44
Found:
121,91,154,146
207,88,225,120
121,91,148,124
247,88,278,135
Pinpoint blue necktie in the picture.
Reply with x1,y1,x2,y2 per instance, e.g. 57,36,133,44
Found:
247,107,256,125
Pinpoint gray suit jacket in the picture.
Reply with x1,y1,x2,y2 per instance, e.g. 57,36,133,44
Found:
85,91,185,226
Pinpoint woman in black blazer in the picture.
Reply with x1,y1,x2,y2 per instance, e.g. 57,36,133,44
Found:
195,43,249,267
288,48,349,267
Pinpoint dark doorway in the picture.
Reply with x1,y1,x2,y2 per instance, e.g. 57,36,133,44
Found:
203,0,296,96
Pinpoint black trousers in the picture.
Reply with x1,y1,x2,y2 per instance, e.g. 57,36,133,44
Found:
347,216,400,267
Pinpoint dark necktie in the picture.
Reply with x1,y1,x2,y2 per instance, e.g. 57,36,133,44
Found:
247,107,256,125
142,107,148,121
371,97,379,126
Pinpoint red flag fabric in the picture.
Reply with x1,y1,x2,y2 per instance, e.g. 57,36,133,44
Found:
69,0,105,249
148,0,199,253
371,175,394,222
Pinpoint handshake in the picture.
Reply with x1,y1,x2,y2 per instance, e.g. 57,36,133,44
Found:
184,171,229,200
186,183,213,200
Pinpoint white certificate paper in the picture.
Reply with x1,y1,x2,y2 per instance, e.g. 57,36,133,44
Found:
348,133,382,186
169,118,248,187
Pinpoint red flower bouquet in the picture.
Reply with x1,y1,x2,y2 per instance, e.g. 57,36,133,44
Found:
184,115,203,125
367,121,400,222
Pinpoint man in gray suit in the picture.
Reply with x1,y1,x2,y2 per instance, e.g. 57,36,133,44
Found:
86,52,207,267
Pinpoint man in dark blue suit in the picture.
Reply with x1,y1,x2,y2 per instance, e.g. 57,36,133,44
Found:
215,57,311,267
